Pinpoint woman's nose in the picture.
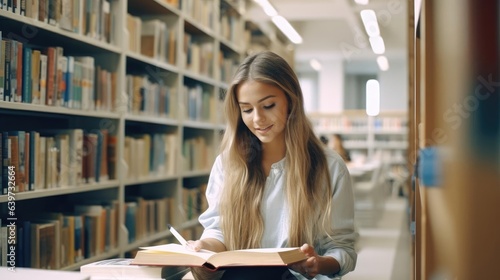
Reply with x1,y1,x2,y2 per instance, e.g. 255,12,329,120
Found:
253,108,266,123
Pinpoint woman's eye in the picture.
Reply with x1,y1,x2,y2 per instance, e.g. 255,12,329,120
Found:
242,108,252,113
264,103,275,109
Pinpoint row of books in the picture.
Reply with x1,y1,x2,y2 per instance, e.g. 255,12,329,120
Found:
0,200,119,269
183,83,214,122
182,0,215,30
124,196,175,243
220,1,243,44
0,129,116,194
181,184,208,222
123,133,177,181
126,15,176,65
126,74,177,118
0,0,115,44
313,115,408,132
218,50,240,84
184,33,215,77
0,36,117,111
182,136,213,172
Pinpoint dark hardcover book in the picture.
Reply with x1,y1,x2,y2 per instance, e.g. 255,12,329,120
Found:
22,220,31,267
95,130,102,182
0,132,2,194
22,46,32,103
1,132,8,195
17,130,25,192
73,214,83,262
4,39,11,102
15,40,23,102
18,226,24,267
29,131,35,191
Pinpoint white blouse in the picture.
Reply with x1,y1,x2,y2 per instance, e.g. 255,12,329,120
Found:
198,148,358,279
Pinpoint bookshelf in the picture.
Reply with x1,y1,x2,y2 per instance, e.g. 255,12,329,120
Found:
0,0,298,271
309,110,409,164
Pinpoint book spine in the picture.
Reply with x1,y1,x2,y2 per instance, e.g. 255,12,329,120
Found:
4,40,11,102
0,36,4,101
8,133,19,192
39,54,47,105
0,133,2,194
44,47,55,106
31,50,41,104
22,46,32,104
65,56,74,108
15,40,23,102
2,132,9,195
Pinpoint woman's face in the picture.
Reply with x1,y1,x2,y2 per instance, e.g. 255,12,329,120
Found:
236,80,289,146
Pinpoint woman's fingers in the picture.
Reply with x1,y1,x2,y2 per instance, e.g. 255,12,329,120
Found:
186,240,203,251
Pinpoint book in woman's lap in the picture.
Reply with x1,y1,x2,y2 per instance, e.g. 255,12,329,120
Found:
131,244,306,270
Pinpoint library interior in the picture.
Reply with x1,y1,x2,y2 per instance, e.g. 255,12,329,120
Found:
0,0,499,280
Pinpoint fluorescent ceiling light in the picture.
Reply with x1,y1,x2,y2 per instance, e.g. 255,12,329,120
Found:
369,36,385,54
355,0,369,5
310,59,322,71
377,56,389,71
366,79,380,116
272,15,303,44
253,0,278,17
360,9,379,37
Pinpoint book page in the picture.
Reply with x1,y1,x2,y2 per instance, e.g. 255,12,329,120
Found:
140,243,215,260
206,247,306,268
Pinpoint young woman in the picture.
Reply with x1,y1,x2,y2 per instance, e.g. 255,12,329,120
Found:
188,51,357,279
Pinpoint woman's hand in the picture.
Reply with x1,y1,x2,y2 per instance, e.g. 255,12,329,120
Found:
289,243,341,278
185,238,227,253
186,239,226,280
186,240,204,252
289,243,320,279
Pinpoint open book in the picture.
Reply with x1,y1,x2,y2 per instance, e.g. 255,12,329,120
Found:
131,244,306,270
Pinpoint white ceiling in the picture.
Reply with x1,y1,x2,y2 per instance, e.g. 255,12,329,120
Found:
246,0,408,71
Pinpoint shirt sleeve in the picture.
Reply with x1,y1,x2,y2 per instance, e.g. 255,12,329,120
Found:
198,155,225,244
318,153,358,278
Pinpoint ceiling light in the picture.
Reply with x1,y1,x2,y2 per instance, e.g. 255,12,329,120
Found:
377,56,389,71
366,79,380,116
310,59,322,71
355,0,369,5
369,36,385,54
272,15,303,44
253,0,278,17
360,9,379,37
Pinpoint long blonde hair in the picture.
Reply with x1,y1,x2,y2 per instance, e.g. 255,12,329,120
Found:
219,51,333,250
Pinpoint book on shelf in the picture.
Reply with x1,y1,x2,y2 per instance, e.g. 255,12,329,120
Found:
80,258,190,280
131,244,306,271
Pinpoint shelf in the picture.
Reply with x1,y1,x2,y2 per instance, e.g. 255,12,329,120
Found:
0,0,294,271
123,230,173,252
0,10,121,54
0,101,120,119
125,114,179,126
0,180,120,202
125,174,178,186
126,51,180,73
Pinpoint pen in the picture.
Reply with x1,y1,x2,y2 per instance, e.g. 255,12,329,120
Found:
168,224,188,246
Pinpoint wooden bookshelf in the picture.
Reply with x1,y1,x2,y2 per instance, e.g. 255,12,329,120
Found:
410,1,500,279
0,0,293,271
